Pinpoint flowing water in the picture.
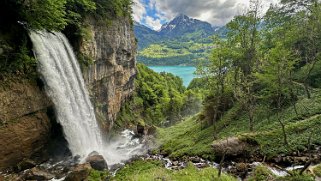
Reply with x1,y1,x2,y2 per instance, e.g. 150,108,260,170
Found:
30,31,103,158
29,31,145,165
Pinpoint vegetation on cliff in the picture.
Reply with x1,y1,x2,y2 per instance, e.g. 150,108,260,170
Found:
116,64,203,127
0,0,133,76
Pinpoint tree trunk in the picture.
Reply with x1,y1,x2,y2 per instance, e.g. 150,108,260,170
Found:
218,151,226,177
277,115,288,146
249,111,254,132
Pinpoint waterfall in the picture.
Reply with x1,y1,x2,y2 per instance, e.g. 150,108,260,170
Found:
30,30,146,166
29,31,103,158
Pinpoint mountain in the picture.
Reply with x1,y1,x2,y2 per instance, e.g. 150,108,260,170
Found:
159,14,214,38
134,15,223,66
134,22,159,50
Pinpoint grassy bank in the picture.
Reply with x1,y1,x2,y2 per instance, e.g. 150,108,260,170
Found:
113,160,237,181
156,90,321,159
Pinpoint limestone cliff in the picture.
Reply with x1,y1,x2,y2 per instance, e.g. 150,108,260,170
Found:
81,17,136,131
0,78,52,169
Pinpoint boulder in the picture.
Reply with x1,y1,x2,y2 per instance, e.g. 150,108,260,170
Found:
65,163,92,181
212,137,257,158
86,152,108,171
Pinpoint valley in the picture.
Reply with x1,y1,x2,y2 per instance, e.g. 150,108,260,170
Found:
134,14,224,66
0,0,321,181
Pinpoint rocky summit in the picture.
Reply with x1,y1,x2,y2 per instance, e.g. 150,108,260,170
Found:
159,14,214,38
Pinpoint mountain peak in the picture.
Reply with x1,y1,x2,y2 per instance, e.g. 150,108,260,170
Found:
159,15,214,37
175,14,190,19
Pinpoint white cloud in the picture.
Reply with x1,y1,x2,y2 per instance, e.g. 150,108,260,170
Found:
133,0,280,28
145,16,162,30
149,0,279,26
132,0,146,23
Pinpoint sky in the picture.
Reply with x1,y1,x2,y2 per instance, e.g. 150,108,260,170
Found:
132,0,279,30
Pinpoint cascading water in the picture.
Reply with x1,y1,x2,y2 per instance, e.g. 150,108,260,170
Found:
29,31,103,158
29,30,146,166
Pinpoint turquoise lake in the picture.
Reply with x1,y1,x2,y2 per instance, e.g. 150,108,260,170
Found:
148,66,196,87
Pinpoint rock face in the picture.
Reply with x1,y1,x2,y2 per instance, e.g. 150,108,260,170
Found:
81,17,137,131
0,78,52,170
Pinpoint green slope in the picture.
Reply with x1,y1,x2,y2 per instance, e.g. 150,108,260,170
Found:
156,90,321,159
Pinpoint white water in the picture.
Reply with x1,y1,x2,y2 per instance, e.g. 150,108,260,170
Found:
102,130,145,166
30,31,145,165
30,31,103,158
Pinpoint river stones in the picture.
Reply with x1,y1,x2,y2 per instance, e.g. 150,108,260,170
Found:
25,167,55,180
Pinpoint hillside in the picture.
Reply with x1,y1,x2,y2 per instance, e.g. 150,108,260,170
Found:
114,1,321,180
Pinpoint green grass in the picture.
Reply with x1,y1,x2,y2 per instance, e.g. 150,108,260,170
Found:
88,170,109,181
277,171,314,181
157,115,216,160
156,90,321,159
113,160,237,181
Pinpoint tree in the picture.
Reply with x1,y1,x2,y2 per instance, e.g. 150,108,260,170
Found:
256,43,297,145
226,0,262,131
278,0,321,98
22,0,68,30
